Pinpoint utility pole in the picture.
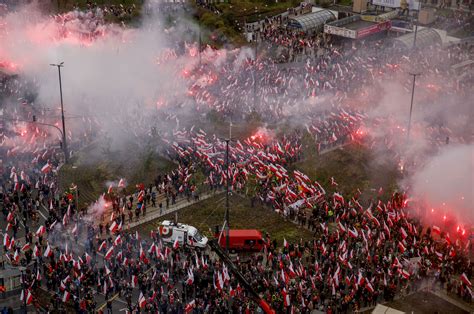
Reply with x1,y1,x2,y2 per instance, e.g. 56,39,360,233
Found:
199,26,202,66
50,62,69,163
223,121,233,252
19,267,27,313
224,138,230,252
413,1,422,48
406,73,420,142
254,35,258,108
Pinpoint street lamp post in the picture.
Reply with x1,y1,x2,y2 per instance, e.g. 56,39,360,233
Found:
50,62,69,163
19,267,27,314
406,73,420,142
224,138,230,252
221,122,233,252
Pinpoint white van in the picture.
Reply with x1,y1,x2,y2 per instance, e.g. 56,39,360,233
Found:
158,220,208,248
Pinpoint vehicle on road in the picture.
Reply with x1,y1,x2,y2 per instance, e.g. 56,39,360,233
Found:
214,227,266,252
158,220,208,248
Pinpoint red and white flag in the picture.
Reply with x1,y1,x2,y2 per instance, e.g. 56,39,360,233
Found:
36,225,46,237
98,240,107,252
62,291,70,303
41,163,51,174
185,300,195,314
460,273,472,287
131,275,138,288
173,238,179,250
105,246,114,260
26,290,33,305
138,292,146,308
432,225,441,235
44,244,53,257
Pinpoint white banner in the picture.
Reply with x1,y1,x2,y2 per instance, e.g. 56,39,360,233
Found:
372,0,420,9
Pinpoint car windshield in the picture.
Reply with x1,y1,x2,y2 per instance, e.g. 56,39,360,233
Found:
194,231,203,242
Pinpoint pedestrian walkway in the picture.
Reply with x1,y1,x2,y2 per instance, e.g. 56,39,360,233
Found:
128,190,223,229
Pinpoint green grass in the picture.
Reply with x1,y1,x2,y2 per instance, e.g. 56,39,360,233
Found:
137,193,313,245
51,0,143,25
291,143,401,202
59,141,175,208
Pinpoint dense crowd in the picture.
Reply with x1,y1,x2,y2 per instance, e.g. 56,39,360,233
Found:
1,122,473,313
1,3,473,314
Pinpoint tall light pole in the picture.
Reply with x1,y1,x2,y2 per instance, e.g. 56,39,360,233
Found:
413,0,422,49
406,72,420,142
50,62,69,163
222,122,233,252
254,35,258,108
199,26,202,66
224,138,230,252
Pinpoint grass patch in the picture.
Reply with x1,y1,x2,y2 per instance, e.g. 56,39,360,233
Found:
58,141,175,208
292,143,401,202
138,193,312,244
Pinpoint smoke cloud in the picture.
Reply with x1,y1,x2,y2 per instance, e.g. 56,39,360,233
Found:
409,144,474,224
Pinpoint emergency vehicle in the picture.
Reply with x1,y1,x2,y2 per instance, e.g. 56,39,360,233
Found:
158,220,208,248
214,227,266,252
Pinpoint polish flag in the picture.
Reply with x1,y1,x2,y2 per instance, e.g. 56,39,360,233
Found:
139,245,145,260
432,226,441,235
21,243,31,252
282,288,291,307
109,221,118,233
118,178,126,188
41,163,51,174
3,234,10,248
114,235,122,246
44,244,53,257
366,282,374,293
348,228,358,238
398,241,406,253
13,250,20,262
85,252,92,264
173,238,179,250
6,211,13,222
105,246,114,260
460,273,472,287
62,291,70,303
132,275,138,288
33,245,40,257
71,223,78,235
283,238,289,248
338,221,346,233
400,227,408,239
357,272,365,286
138,292,146,308
107,186,113,194
26,290,33,305
400,269,410,279
187,268,194,285
98,240,107,252
185,300,195,314
36,225,46,237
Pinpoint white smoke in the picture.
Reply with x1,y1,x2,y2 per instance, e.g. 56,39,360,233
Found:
408,144,474,224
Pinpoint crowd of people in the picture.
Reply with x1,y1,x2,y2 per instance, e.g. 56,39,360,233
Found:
1,120,473,313
0,2,473,314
